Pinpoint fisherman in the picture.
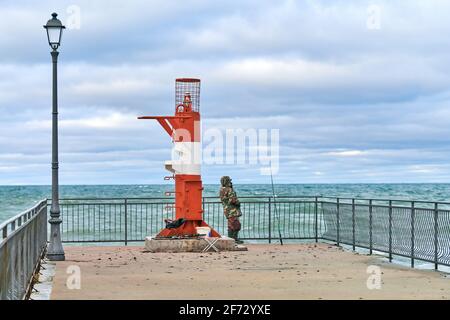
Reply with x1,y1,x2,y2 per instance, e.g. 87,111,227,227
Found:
219,176,243,244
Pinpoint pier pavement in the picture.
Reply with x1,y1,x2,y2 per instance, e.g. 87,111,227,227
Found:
50,243,449,300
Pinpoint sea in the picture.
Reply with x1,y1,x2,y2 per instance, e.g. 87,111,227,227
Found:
1,183,449,224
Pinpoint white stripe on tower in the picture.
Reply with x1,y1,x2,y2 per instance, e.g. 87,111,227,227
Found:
165,142,201,175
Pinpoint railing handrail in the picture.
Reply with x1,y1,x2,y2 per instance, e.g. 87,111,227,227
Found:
50,195,450,205
54,195,321,201
0,199,47,236
318,196,450,205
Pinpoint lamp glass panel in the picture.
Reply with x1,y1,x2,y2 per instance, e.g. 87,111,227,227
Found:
47,26,61,46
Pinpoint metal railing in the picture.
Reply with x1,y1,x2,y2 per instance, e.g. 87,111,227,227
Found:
52,195,450,269
55,196,320,244
0,200,47,300
320,197,450,269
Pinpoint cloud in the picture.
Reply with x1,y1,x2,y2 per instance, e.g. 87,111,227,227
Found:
27,112,142,130
325,150,367,157
1,0,450,184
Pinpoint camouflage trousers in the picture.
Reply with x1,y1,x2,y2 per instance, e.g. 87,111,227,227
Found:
227,216,241,232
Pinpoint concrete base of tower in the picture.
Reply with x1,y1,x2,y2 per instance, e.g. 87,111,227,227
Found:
144,236,247,253
156,220,221,238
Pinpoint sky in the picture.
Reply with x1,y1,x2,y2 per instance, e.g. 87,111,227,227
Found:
1,0,450,184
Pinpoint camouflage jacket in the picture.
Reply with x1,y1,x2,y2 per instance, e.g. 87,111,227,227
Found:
219,186,242,219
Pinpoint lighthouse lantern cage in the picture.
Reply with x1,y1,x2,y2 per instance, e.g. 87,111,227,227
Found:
175,78,200,112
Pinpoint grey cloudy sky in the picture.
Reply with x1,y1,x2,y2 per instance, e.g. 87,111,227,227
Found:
1,0,450,184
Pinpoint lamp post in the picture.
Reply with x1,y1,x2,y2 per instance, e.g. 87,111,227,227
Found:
44,13,65,261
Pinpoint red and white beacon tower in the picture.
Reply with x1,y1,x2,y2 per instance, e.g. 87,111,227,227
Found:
139,78,220,237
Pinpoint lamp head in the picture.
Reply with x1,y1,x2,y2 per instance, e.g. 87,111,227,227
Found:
44,13,65,50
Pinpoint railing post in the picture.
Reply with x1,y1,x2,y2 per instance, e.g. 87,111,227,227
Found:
411,201,415,268
434,202,438,271
352,198,355,251
336,198,340,246
268,197,272,244
202,197,205,214
202,196,206,229
314,196,318,243
388,200,392,262
369,199,373,255
124,198,128,246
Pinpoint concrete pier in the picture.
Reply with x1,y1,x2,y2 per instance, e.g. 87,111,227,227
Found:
50,244,450,300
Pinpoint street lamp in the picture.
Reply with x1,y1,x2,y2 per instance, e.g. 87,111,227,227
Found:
44,13,65,261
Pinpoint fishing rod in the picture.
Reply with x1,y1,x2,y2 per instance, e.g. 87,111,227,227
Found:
269,166,283,245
